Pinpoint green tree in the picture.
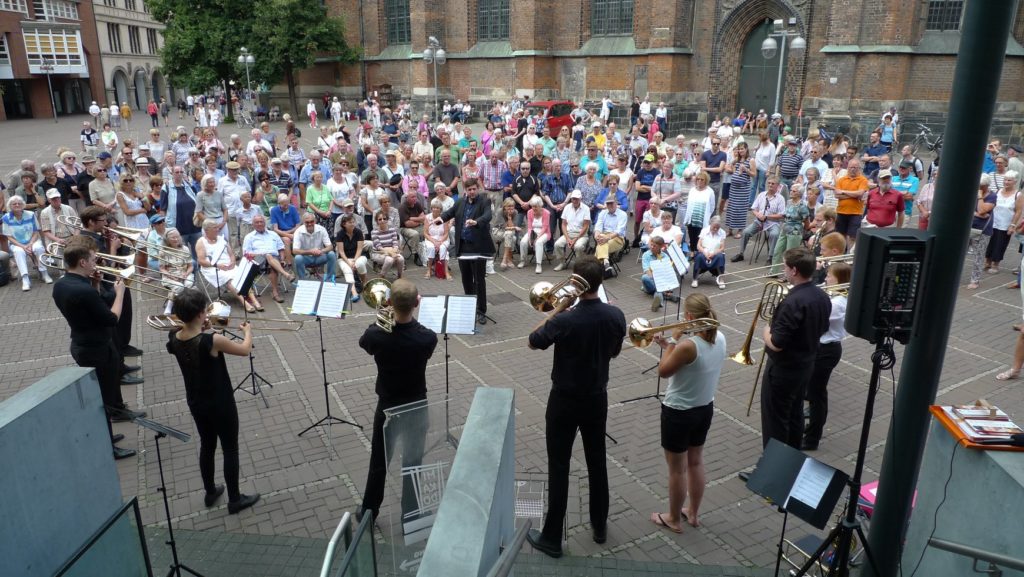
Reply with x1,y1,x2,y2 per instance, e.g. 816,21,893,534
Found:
148,0,255,121
250,0,360,118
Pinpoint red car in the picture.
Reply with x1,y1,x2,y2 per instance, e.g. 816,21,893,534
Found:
525,100,576,134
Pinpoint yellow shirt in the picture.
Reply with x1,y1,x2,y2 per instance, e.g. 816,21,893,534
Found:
590,132,607,151
835,174,869,215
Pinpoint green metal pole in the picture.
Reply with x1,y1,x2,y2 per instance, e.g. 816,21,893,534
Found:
861,2,1013,576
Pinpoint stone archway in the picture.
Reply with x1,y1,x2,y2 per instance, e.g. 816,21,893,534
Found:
134,68,148,110
112,69,130,107
151,69,167,103
708,0,808,117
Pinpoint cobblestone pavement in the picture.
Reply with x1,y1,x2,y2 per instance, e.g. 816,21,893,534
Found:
3,116,1021,575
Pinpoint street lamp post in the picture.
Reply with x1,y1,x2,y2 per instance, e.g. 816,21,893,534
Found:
422,36,446,122
40,57,57,123
760,18,806,115
238,47,255,114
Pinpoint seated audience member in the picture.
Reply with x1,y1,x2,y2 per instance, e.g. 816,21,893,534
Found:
593,197,628,272
292,213,337,281
423,199,452,279
159,227,195,313
647,209,685,249
335,213,369,298
370,210,405,278
692,216,727,289
641,236,678,311
552,190,590,271
519,196,551,274
269,192,300,263
398,190,427,265
492,198,521,271
243,214,295,303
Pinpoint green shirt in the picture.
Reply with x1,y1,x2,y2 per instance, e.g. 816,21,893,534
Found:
305,183,332,214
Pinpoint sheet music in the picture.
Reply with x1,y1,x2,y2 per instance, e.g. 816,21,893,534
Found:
785,458,833,510
316,282,350,318
445,296,478,334
229,258,255,289
457,254,488,260
417,295,448,333
650,258,680,293
665,242,690,276
597,284,608,304
290,280,321,316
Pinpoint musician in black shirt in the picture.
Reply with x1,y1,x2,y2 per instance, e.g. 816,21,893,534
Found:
52,236,144,459
166,288,260,514
357,279,438,523
759,247,831,449
526,255,627,557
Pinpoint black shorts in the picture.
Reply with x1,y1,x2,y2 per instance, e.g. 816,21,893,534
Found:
660,402,714,453
835,213,863,239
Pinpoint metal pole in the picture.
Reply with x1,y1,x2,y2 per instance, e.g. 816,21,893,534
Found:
860,1,1013,575
773,33,786,115
46,69,57,123
245,61,252,111
432,55,438,122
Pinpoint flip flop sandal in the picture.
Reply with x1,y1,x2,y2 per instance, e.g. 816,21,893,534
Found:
650,512,682,534
996,369,1020,381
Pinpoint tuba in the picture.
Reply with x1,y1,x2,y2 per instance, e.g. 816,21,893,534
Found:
362,278,394,332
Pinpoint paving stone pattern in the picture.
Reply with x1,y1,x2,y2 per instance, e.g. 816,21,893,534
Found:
2,116,1021,576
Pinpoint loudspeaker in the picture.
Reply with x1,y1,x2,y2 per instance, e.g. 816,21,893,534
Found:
845,229,933,344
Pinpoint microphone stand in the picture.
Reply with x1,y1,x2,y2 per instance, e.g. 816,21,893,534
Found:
233,281,272,407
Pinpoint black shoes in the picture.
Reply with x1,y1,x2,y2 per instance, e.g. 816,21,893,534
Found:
122,364,141,373
477,313,487,325
631,238,641,248
111,433,125,443
413,254,423,266
593,525,607,544
801,439,819,451
122,345,144,357
113,446,136,459
730,254,744,263
204,485,225,507
121,374,144,385
526,529,563,559
228,493,260,514
109,407,147,422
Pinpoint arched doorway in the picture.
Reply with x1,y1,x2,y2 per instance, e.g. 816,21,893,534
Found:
737,20,786,115
152,70,166,103
113,70,130,107
134,68,148,110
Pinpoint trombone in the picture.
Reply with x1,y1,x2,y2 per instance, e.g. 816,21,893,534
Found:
717,254,855,288
56,214,191,261
41,249,193,300
147,301,304,332
626,317,720,349
362,278,394,332
529,274,591,313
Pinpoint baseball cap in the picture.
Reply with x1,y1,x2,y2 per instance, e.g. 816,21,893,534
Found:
643,154,656,162
135,157,149,165
149,214,166,225
569,190,582,199
771,113,782,120
877,168,893,179
97,152,112,159
138,144,150,151
45,189,61,199
784,135,796,144
899,160,914,169
81,155,96,163
342,198,355,207
592,121,601,128
271,157,282,164
1009,144,1023,153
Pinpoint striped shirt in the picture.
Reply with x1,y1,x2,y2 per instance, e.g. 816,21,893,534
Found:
371,227,399,251
477,158,508,190
777,151,804,179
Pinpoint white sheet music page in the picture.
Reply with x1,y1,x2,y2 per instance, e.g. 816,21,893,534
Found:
417,295,448,333
445,296,478,334
230,258,255,288
597,284,608,304
290,280,321,316
650,258,681,292
785,458,833,510
317,282,350,318
665,242,690,275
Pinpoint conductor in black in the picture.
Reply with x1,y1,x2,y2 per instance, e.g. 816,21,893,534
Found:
357,278,438,523
526,255,627,558
760,247,831,449
437,177,494,324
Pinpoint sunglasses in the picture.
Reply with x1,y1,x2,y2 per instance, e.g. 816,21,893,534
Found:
123,178,135,182
96,168,107,172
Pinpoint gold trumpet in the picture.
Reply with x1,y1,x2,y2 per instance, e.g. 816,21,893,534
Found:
627,317,720,348
362,278,394,332
529,274,591,313
717,254,855,288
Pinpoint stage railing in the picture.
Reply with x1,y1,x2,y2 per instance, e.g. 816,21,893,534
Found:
319,512,352,577
55,497,152,576
483,519,532,577
331,513,377,577
928,537,1024,574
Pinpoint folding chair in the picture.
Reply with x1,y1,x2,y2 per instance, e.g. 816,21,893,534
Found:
747,228,771,264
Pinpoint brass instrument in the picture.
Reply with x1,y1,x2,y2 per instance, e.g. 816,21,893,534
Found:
148,301,304,332
627,317,720,348
717,254,855,288
56,214,191,261
362,278,394,332
529,274,591,313
41,250,192,300
733,282,849,316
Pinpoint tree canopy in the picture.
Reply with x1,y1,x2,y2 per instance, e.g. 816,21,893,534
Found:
149,0,360,117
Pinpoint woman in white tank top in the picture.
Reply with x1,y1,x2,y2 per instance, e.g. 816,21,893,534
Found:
649,293,725,534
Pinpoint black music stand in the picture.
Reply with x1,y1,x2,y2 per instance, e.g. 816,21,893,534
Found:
416,294,478,449
128,415,204,577
295,278,362,437
231,261,272,407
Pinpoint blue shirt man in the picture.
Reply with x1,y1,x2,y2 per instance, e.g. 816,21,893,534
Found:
891,162,920,218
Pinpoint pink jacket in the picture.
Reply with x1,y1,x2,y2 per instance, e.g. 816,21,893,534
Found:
524,207,552,239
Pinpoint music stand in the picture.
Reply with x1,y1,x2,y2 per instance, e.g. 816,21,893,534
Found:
456,254,496,325
129,415,204,577
622,251,685,405
294,278,363,437
745,439,849,577
230,260,272,407
416,294,477,449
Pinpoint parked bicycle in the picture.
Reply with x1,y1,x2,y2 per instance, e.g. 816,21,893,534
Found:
910,123,943,156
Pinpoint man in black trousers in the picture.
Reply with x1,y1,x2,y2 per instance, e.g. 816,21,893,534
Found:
357,278,437,524
52,236,145,459
526,255,627,558
437,178,494,325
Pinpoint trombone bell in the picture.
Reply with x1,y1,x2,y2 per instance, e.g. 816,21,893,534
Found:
529,274,591,312
627,317,720,348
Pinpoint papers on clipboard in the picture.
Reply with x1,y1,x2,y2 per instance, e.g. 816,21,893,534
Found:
650,258,680,292
784,458,833,510
665,241,690,276
290,279,350,318
416,295,478,334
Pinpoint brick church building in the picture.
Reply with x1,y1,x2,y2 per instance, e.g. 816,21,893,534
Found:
291,0,1024,141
